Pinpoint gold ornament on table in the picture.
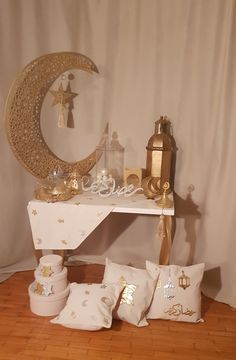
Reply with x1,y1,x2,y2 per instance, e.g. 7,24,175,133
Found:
34,167,73,203
50,73,78,128
123,168,144,189
142,116,174,199
156,182,173,208
67,167,82,195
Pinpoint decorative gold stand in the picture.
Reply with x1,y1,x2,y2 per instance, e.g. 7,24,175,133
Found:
156,182,173,208
156,182,174,265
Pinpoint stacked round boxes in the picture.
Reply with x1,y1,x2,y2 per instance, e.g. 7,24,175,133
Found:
28,254,70,316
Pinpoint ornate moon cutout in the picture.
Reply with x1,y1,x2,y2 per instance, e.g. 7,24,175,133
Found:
5,52,106,179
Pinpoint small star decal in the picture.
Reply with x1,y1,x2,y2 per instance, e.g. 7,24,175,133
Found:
34,282,44,295
71,311,77,319
41,266,53,277
57,218,64,223
32,209,37,215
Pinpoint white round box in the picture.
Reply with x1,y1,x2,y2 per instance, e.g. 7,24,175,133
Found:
28,283,70,316
37,254,63,277
34,266,68,295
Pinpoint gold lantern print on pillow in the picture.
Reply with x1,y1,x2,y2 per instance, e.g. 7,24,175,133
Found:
142,116,174,199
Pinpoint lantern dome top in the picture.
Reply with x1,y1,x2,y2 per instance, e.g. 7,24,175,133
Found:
146,116,173,151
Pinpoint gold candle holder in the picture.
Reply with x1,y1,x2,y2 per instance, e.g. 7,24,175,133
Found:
155,182,173,208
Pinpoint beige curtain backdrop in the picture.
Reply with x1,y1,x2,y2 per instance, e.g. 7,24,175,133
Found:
0,0,235,307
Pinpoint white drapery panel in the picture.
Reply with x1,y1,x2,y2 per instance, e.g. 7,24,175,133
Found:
0,0,235,307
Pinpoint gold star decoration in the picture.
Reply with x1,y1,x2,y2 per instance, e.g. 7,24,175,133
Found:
50,82,78,107
34,282,44,295
32,209,37,215
61,240,68,245
41,266,53,277
34,282,53,296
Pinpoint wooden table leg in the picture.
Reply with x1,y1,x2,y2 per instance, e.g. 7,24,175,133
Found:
34,249,43,264
159,215,173,265
54,250,66,263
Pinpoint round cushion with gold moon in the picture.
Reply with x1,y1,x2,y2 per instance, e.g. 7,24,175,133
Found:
5,52,106,179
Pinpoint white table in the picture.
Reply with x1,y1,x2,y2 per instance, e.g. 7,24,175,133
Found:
27,193,174,265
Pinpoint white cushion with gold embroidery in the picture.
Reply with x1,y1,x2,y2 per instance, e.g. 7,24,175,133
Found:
146,261,205,323
50,282,122,331
102,258,157,327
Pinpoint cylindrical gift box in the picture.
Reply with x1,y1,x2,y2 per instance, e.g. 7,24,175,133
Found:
34,266,68,295
37,254,63,277
28,283,70,316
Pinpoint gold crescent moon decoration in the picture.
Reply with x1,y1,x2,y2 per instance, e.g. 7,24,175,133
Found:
5,51,106,179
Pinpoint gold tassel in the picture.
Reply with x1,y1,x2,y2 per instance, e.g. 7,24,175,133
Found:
157,214,166,240
57,103,67,128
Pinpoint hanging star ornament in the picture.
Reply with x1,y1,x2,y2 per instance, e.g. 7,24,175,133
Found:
50,82,78,107
49,81,78,128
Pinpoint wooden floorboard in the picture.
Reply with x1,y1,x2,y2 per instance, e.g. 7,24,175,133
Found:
0,264,236,360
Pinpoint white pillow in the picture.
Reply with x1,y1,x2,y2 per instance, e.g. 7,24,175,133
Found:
51,282,122,331
102,258,157,327
146,261,205,323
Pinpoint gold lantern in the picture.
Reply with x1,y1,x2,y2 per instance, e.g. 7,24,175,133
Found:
178,270,190,290
142,116,173,199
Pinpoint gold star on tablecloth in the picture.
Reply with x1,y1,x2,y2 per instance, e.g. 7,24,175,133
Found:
32,209,37,215
57,218,64,223
50,83,78,107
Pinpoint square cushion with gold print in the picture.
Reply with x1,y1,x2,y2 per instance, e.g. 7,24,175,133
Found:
146,261,205,323
102,258,157,327
51,282,122,331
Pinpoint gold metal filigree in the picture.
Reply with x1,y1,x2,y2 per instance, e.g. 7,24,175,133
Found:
5,52,107,179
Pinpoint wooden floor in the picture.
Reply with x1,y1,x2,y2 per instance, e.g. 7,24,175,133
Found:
0,264,236,360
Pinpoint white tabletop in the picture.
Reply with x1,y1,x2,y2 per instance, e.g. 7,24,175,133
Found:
65,192,175,216
28,192,174,250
